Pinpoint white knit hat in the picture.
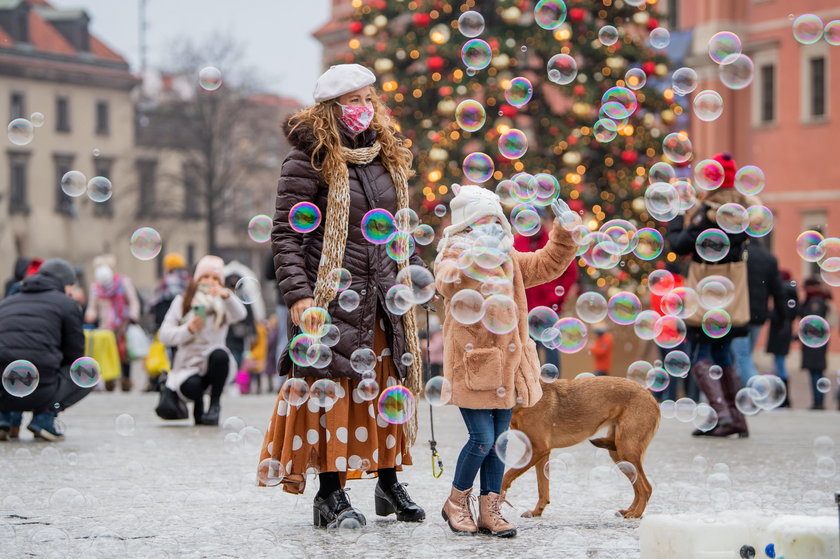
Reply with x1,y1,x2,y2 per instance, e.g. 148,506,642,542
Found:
443,185,512,238
313,64,376,103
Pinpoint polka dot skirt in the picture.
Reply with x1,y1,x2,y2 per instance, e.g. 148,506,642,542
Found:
259,318,413,494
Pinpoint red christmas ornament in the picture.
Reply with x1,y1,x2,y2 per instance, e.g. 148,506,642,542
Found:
620,150,638,165
647,18,659,31
375,42,386,52
412,12,431,27
568,199,584,214
349,21,363,35
427,56,445,72
370,0,386,9
642,61,656,76
499,104,518,118
438,86,453,96
549,126,559,135
568,8,585,23
422,199,439,212
573,84,585,96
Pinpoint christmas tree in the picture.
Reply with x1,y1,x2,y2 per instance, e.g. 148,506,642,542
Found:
337,0,676,289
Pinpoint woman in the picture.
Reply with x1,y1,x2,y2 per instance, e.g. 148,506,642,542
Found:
84,254,140,392
767,270,797,407
260,64,426,528
158,255,246,425
667,153,750,438
799,277,832,410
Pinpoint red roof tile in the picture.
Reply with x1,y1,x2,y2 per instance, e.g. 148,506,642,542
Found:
90,35,123,62
28,8,75,56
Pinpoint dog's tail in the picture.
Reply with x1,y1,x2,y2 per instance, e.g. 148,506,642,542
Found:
589,437,617,451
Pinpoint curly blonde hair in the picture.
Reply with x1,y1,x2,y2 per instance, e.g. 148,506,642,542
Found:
287,87,415,183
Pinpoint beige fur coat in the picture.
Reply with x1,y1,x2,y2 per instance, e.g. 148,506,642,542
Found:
434,223,577,410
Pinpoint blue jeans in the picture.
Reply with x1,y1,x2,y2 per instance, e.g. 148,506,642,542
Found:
773,354,788,380
809,369,825,408
453,408,513,495
656,342,700,402
693,338,733,368
731,325,761,386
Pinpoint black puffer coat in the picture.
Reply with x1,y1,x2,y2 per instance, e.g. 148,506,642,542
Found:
271,119,424,381
767,280,798,356
800,293,830,371
0,273,85,406
746,242,784,326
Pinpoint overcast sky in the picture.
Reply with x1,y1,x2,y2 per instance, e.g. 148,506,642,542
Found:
50,0,331,104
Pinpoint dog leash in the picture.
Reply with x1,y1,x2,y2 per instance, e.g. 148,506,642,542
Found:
424,305,444,479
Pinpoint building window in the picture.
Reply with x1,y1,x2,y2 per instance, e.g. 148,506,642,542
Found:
666,0,679,30
182,162,202,219
56,96,71,132
801,211,827,278
53,154,75,216
92,158,114,217
8,151,30,215
760,64,775,123
95,100,109,136
810,57,826,119
10,92,25,120
136,159,158,218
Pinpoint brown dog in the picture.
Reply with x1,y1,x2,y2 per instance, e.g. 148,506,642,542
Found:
501,376,660,519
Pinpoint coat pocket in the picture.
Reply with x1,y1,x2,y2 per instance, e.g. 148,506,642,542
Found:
463,348,503,392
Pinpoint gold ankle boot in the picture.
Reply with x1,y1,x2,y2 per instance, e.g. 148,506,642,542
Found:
441,487,477,535
477,493,517,538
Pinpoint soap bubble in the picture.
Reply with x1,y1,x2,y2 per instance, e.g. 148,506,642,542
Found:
385,284,413,316
61,170,87,197
462,152,494,183
633,228,664,260
385,232,414,262
288,202,321,234
198,66,222,91
644,181,680,222
288,334,317,367
257,458,285,486
674,397,698,422
593,118,618,143
69,357,101,388
661,286,700,319
814,435,835,458
799,315,830,348
281,378,310,406
734,165,765,196
540,363,560,383
693,403,719,432
350,348,376,373
498,128,528,159
749,375,787,410
701,309,732,339
664,350,691,378
495,430,533,468
115,414,135,436
662,132,693,163
746,205,774,237
660,400,676,418
534,0,567,30
634,310,663,340
310,378,339,407
395,264,436,305
735,388,760,415
326,268,352,293
654,315,687,349
248,215,272,243
461,39,492,70
481,294,518,335
576,291,608,324
529,173,561,206
547,53,577,85
355,378,380,402
708,32,741,64
300,307,330,338
434,204,447,217
424,376,452,407
378,386,414,424
646,367,670,392
672,67,698,95
648,269,675,296
234,276,261,304
816,457,836,478
607,292,641,325
695,229,730,262
413,224,435,246
793,14,824,45
2,360,39,397
130,227,162,261
553,317,587,353
598,25,619,46
709,365,723,380
512,205,541,236
825,20,840,46
693,90,724,122
624,67,647,90
361,208,396,244
797,231,824,264
457,10,485,37
504,77,533,107
449,289,484,325
627,360,653,386
697,276,736,309
87,176,113,202
649,161,675,185
528,307,560,342
455,99,486,132
338,289,360,312
719,54,754,90
649,27,670,49
29,112,45,127
694,159,725,191
716,203,749,234
7,118,34,146
601,87,637,120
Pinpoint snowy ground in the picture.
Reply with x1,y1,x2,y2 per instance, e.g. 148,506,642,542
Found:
1,391,839,559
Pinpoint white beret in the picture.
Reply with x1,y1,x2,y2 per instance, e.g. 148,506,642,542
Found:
313,64,376,103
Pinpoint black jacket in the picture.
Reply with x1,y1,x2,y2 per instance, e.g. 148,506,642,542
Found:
800,294,830,371
746,242,784,325
271,118,425,381
0,273,85,398
767,280,798,356
3,257,29,298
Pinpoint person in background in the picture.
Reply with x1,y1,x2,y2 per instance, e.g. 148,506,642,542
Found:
247,319,269,394
262,314,279,394
0,259,90,441
766,270,797,407
513,209,578,375
158,255,247,425
4,257,29,298
85,254,141,392
224,273,257,370
799,277,832,410
589,323,614,376
264,252,290,380
731,238,785,386
152,253,190,331
428,315,444,380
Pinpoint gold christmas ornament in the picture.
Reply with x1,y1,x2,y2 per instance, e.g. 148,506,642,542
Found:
655,63,668,77
373,14,387,27
364,24,378,37
429,147,449,161
501,6,521,24
492,54,510,69
631,197,646,213
437,99,456,115
430,23,450,44
632,12,650,25
374,58,394,73
661,110,675,124
605,56,625,69
563,151,582,166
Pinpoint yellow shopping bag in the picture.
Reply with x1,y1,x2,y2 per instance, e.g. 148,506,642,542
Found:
85,329,121,382
144,334,171,378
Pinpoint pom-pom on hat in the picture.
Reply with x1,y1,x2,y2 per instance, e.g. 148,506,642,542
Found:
443,184,512,238
313,64,376,103
193,255,225,283
712,152,737,189
163,252,186,272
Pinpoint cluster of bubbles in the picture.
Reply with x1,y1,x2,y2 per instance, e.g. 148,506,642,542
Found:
791,14,840,46
796,230,840,287
60,171,113,203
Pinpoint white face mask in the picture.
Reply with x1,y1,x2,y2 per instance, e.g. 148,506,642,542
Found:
94,265,114,285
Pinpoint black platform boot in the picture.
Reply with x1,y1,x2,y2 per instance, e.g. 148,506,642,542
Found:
313,489,366,528
374,482,426,522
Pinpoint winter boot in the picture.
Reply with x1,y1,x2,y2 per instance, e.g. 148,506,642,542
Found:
375,481,425,522
104,379,116,392
442,487,477,535
27,411,64,442
691,361,733,436
193,398,205,425
477,493,517,538
781,379,791,408
121,377,133,392
200,401,221,426
313,488,366,528
719,365,749,437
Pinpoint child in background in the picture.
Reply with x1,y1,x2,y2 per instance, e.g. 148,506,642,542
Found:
589,324,614,376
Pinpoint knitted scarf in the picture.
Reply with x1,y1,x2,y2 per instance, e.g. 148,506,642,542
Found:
313,142,423,446
93,274,128,331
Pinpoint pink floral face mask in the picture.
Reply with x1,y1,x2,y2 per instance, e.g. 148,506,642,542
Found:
338,103,374,135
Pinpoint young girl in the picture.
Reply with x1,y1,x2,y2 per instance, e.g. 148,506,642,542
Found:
434,185,576,537
158,255,247,425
